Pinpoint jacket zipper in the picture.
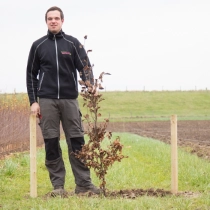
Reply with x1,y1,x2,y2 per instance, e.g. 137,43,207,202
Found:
54,35,60,99
38,72,45,91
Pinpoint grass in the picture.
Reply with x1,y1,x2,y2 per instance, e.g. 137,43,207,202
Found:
1,90,210,208
88,90,210,121
1,133,210,209
1,90,210,121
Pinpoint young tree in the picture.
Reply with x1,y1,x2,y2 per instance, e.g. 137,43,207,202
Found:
75,36,127,196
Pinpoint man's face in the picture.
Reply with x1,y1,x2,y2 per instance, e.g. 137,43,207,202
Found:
46,10,64,34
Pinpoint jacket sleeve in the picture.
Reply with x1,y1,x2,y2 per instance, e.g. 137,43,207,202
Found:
26,43,40,106
73,39,94,85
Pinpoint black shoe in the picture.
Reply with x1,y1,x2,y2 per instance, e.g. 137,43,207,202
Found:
50,186,68,198
75,184,102,195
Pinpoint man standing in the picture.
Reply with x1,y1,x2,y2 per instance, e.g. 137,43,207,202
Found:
26,6,99,196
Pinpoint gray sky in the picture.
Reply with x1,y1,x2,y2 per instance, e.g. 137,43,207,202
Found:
1,0,210,93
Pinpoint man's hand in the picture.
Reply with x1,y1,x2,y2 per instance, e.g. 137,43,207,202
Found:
31,102,41,118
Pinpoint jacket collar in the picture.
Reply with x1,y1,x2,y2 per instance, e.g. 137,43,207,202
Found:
47,30,65,39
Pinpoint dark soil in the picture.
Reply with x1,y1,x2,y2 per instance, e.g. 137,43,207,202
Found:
108,120,210,160
44,188,200,199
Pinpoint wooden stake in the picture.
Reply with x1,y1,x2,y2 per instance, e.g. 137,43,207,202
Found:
171,115,178,194
30,114,37,197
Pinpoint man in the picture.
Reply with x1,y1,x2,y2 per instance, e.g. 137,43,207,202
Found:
26,6,99,196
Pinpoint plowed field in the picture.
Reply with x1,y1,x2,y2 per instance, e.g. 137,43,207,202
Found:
108,120,210,160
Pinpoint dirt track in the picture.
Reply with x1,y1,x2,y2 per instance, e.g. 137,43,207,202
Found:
108,120,210,160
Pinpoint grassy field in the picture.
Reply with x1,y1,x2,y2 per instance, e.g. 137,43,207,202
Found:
78,90,210,121
1,90,210,209
1,90,210,121
1,133,210,209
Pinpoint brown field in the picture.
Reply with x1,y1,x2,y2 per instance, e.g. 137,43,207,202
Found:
108,120,210,160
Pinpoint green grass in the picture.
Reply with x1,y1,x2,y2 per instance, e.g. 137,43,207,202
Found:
78,90,210,121
1,133,210,209
1,91,210,121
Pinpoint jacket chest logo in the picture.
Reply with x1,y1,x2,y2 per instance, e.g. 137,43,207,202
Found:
61,51,71,55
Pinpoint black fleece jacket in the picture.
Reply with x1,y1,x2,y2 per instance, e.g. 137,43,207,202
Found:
26,30,93,105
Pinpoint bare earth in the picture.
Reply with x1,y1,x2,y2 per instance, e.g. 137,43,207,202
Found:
108,120,210,160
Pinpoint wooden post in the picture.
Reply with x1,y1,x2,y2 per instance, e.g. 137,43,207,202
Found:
171,115,178,194
30,114,37,197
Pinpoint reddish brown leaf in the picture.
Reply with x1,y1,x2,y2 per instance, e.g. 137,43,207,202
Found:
85,80,91,87
79,80,85,86
99,84,104,90
83,65,89,71
99,72,104,81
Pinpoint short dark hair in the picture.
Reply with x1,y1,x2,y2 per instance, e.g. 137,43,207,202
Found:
45,6,64,22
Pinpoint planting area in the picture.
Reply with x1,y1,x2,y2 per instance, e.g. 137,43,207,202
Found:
1,92,210,201
1,119,210,199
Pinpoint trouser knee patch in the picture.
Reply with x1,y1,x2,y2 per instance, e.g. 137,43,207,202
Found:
70,137,85,153
44,137,60,160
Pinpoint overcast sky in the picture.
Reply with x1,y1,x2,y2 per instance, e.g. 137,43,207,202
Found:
1,0,210,93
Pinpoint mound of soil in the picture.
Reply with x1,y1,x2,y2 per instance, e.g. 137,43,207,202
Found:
44,188,200,199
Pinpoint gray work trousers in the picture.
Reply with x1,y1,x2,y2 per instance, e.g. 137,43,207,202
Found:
39,98,92,189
